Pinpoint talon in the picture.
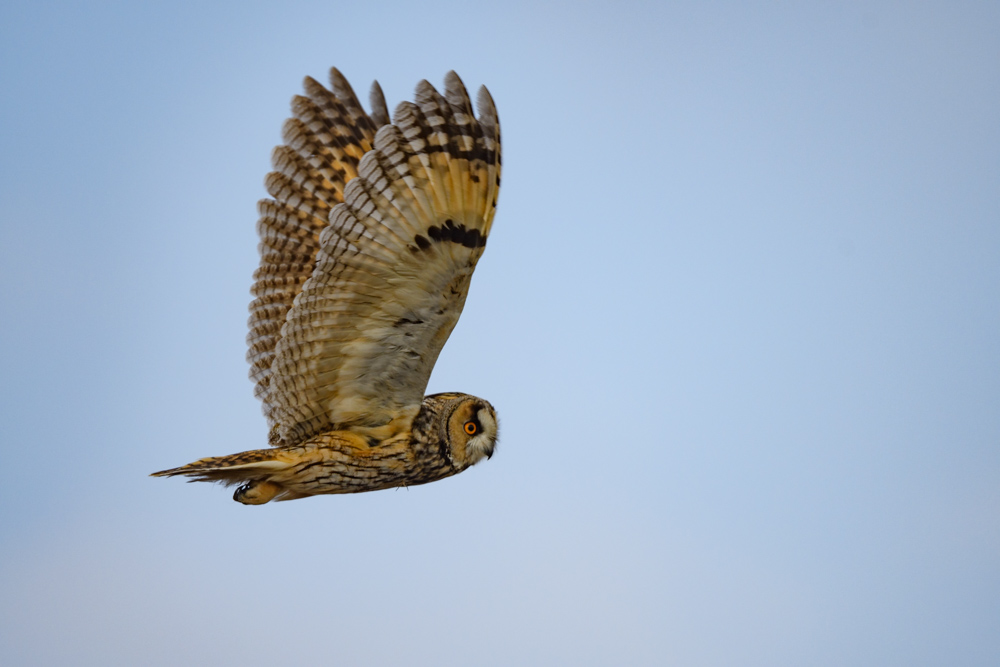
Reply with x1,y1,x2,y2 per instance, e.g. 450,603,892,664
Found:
233,480,283,505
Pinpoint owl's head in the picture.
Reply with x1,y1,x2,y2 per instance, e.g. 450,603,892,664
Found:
421,393,499,469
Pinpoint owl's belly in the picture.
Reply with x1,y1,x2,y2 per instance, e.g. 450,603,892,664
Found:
271,431,460,496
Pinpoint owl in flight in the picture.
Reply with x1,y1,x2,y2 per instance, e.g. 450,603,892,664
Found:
153,69,501,504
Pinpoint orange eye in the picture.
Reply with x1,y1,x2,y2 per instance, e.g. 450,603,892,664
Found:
464,421,478,435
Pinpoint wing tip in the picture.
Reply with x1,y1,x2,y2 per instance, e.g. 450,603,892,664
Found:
370,80,389,127
476,85,498,126
443,71,469,103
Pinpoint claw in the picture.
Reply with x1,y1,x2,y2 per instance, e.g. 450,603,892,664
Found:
233,480,283,505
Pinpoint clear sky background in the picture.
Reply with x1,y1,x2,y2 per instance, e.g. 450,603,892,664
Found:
1,1,998,665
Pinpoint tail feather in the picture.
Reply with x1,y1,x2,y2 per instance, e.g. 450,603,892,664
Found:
150,448,290,486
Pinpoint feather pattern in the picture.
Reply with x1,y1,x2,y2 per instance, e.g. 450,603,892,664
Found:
246,68,387,407
261,72,501,447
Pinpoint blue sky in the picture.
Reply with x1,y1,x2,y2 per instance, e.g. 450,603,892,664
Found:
1,1,998,664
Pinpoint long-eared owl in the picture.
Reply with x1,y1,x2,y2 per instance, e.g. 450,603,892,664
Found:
153,68,501,504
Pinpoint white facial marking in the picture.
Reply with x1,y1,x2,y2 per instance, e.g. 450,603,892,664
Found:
477,408,497,437
462,406,497,465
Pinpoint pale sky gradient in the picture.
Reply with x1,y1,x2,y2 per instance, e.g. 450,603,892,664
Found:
1,1,998,665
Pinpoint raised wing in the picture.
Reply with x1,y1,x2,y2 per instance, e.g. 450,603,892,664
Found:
259,72,501,448
247,68,390,411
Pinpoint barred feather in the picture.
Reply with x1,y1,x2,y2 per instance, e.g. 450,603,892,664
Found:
246,68,385,405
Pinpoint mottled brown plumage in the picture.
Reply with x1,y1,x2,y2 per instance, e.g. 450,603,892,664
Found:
153,69,501,503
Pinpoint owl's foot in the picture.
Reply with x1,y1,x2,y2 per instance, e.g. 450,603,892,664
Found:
233,480,283,505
